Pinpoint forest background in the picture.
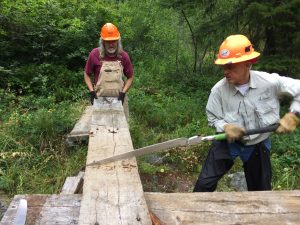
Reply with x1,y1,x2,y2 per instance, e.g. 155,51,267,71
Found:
0,0,299,201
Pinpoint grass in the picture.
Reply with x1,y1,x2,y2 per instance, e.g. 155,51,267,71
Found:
0,96,88,196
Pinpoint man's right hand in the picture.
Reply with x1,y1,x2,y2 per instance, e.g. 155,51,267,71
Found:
224,124,245,143
89,91,98,105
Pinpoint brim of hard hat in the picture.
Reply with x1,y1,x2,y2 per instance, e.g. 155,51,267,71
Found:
101,36,120,41
215,51,260,65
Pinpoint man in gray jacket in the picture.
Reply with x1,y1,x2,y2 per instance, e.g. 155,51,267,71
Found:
194,34,300,192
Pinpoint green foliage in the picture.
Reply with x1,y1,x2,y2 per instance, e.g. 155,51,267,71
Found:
255,56,300,78
130,87,207,134
270,129,300,190
0,96,88,195
0,64,86,106
0,0,121,98
243,0,300,74
0,146,87,195
138,161,170,175
0,0,112,67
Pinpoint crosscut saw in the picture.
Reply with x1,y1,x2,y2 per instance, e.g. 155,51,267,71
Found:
86,124,279,167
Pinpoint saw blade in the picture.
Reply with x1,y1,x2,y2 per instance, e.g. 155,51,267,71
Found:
86,137,188,167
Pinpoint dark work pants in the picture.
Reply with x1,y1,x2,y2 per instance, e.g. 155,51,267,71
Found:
193,140,272,192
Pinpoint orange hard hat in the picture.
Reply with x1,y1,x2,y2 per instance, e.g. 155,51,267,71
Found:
215,34,260,65
100,23,120,41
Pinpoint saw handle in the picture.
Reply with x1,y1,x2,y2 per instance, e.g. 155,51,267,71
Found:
244,123,279,135
214,123,279,141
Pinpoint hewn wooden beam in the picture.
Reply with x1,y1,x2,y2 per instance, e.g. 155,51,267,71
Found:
66,106,93,146
61,171,85,194
78,97,151,225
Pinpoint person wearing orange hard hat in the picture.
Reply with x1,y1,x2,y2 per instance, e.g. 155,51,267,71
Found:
194,34,300,192
84,23,133,119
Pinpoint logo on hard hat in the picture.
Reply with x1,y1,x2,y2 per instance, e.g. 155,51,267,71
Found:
220,49,230,58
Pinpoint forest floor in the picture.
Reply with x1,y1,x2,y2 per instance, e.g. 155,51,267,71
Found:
140,169,196,193
139,158,247,193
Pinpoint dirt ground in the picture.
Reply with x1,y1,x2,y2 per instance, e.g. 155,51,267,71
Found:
140,170,197,193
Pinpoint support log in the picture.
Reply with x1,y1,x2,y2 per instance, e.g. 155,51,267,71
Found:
0,194,81,225
145,191,300,225
61,171,85,194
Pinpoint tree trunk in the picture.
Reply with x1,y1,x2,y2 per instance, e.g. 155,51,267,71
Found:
181,9,197,73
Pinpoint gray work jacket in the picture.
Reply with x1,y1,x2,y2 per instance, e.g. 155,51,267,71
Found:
206,70,300,145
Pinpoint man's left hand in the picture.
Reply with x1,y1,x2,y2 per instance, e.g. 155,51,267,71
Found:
89,91,98,105
118,91,126,105
276,112,300,133
224,124,245,143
